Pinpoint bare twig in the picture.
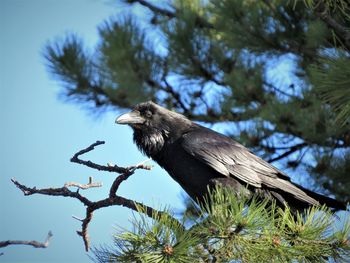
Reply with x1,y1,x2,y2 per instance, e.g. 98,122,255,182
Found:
162,78,190,114
12,141,183,252
12,178,180,252
70,141,152,173
125,158,153,171
110,159,153,198
72,215,84,222
64,177,102,190
77,207,94,252
267,142,308,163
0,231,53,249
70,141,127,173
263,81,297,98
12,178,93,207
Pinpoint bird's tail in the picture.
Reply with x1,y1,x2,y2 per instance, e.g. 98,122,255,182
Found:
300,187,347,210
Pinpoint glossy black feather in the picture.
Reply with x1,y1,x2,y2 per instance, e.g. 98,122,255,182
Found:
118,101,346,210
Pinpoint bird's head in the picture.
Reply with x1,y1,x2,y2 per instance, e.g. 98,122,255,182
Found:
115,101,192,156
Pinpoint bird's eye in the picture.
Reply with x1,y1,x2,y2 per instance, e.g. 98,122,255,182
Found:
145,110,152,118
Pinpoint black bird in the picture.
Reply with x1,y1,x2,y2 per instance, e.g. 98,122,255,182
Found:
116,101,345,211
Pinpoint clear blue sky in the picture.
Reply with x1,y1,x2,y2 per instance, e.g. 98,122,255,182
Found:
0,1,184,262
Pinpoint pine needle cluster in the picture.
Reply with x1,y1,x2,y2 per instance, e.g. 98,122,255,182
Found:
92,187,350,262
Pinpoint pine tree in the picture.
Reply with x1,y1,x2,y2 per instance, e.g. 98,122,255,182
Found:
44,0,350,261
45,0,350,202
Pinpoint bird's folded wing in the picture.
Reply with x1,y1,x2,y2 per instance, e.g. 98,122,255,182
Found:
181,129,319,205
182,129,293,187
181,131,264,187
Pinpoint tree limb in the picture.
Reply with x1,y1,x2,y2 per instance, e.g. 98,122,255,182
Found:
126,0,175,18
12,141,183,252
127,0,214,29
64,176,102,190
71,141,131,173
12,178,93,207
162,79,190,114
267,142,308,163
314,0,350,51
0,231,53,249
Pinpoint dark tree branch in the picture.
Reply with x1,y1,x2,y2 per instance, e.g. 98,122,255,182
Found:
126,0,175,18
12,178,93,207
12,141,182,252
77,207,94,252
162,79,190,114
263,81,297,98
314,0,350,50
156,60,190,114
188,55,226,87
0,231,53,249
71,141,130,173
127,0,213,29
267,142,308,163
109,159,152,197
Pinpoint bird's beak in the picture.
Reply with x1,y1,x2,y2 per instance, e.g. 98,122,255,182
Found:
115,110,145,125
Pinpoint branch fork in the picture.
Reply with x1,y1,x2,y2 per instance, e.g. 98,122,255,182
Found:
11,141,180,251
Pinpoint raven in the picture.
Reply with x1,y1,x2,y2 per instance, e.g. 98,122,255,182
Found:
116,101,345,211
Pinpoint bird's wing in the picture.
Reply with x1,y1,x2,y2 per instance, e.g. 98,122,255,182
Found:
182,127,319,205
182,133,262,187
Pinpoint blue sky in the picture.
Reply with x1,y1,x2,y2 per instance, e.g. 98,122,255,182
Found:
0,1,184,262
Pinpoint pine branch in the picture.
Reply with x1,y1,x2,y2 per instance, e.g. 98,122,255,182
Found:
263,81,297,98
126,0,175,18
93,187,350,262
314,0,350,50
45,0,350,202
126,0,214,29
162,79,190,114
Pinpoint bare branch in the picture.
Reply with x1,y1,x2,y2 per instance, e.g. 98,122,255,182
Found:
70,140,152,174
64,177,102,190
12,178,182,252
110,159,152,198
11,178,93,207
72,215,84,222
12,142,183,252
125,159,153,171
0,231,53,249
127,0,175,18
267,143,308,163
70,141,128,173
77,207,94,252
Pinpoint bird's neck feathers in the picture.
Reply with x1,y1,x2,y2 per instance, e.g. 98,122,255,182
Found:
133,111,192,158
133,128,167,157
